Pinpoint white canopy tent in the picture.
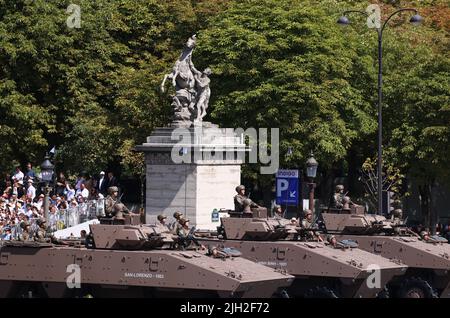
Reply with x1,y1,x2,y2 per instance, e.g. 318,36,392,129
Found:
53,219,99,239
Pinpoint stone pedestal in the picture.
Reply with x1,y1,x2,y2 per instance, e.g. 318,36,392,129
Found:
136,123,246,230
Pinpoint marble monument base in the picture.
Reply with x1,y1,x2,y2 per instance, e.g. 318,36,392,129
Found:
136,123,246,230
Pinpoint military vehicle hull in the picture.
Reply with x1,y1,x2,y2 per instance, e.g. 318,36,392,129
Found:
196,215,407,298
321,208,450,297
197,238,406,298
0,240,293,298
333,234,450,298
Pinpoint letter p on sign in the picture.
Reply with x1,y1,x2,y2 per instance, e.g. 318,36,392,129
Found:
277,179,289,197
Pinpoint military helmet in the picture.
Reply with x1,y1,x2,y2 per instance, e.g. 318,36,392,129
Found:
327,234,336,242
157,214,167,222
173,211,182,219
393,208,403,218
335,184,344,191
420,231,429,237
235,185,245,193
36,218,46,226
108,186,119,194
273,204,281,210
20,222,29,230
304,209,313,216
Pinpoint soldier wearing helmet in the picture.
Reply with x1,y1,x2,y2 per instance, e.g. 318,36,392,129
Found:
327,234,337,248
19,221,32,241
301,209,313,228
156,214,169,232
170,211,184,234
104,186,129,219
35,218,64,244
392,208,403,219
105,186,119,217
330,184,345,209
420,231,430,242
301,209,323,242
234,185,259,213
273,205,284,220
157,214,167,224
176,218,205,250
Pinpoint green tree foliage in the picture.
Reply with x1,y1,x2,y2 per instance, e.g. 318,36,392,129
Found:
0,0,217,174
0,0,447,220
195,0,377,184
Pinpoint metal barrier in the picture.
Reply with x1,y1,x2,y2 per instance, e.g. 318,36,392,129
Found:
50,199,105,231
1,199,106,238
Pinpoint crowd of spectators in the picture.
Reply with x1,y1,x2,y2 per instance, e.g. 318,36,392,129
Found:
0,163,119,240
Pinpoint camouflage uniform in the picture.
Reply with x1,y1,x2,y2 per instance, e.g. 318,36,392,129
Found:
35,219,61,244
176,219,201,249
105,186,119,217
273,205,284,219
330,185,344,209
20,231,31,241
301,210,321,241
18,222,32,241
19,226,32,241
233,185,258,212
105,187,129,219
35,226,48,243
170,212,184,234
156,214,169,232
301,218,313,229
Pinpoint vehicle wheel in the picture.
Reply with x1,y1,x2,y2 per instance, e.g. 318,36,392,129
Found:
397,277,438,298
376,286,390,298
304,286,338,298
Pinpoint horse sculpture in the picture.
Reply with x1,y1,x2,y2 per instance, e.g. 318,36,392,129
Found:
161,35,211,127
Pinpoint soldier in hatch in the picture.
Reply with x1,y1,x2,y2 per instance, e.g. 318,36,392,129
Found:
176,218,205,250
105,186,129,219
234,185,260,213
327,234,338,248
19,222,32,241
35,219,64,244
170,211,184,234
420,231,431,242
330,185,344,209
272,205,284,219
156,214,170,232
301,209,323,242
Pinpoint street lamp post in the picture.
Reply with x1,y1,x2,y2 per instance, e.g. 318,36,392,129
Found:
306,152,318,213
337,9,422,215
40,154,54,221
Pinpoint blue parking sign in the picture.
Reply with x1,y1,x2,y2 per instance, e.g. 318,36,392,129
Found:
276,169,299,205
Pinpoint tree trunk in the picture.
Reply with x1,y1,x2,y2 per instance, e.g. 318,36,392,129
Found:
418,183,435,234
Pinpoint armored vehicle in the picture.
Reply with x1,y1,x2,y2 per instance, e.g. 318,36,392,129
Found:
195,210,408,298
321,205,450,298
0,214,293,298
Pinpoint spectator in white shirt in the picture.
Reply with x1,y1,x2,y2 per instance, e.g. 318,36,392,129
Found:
26,179,36,200
65,183,75,201
76,183,89,199
13,166,24,184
